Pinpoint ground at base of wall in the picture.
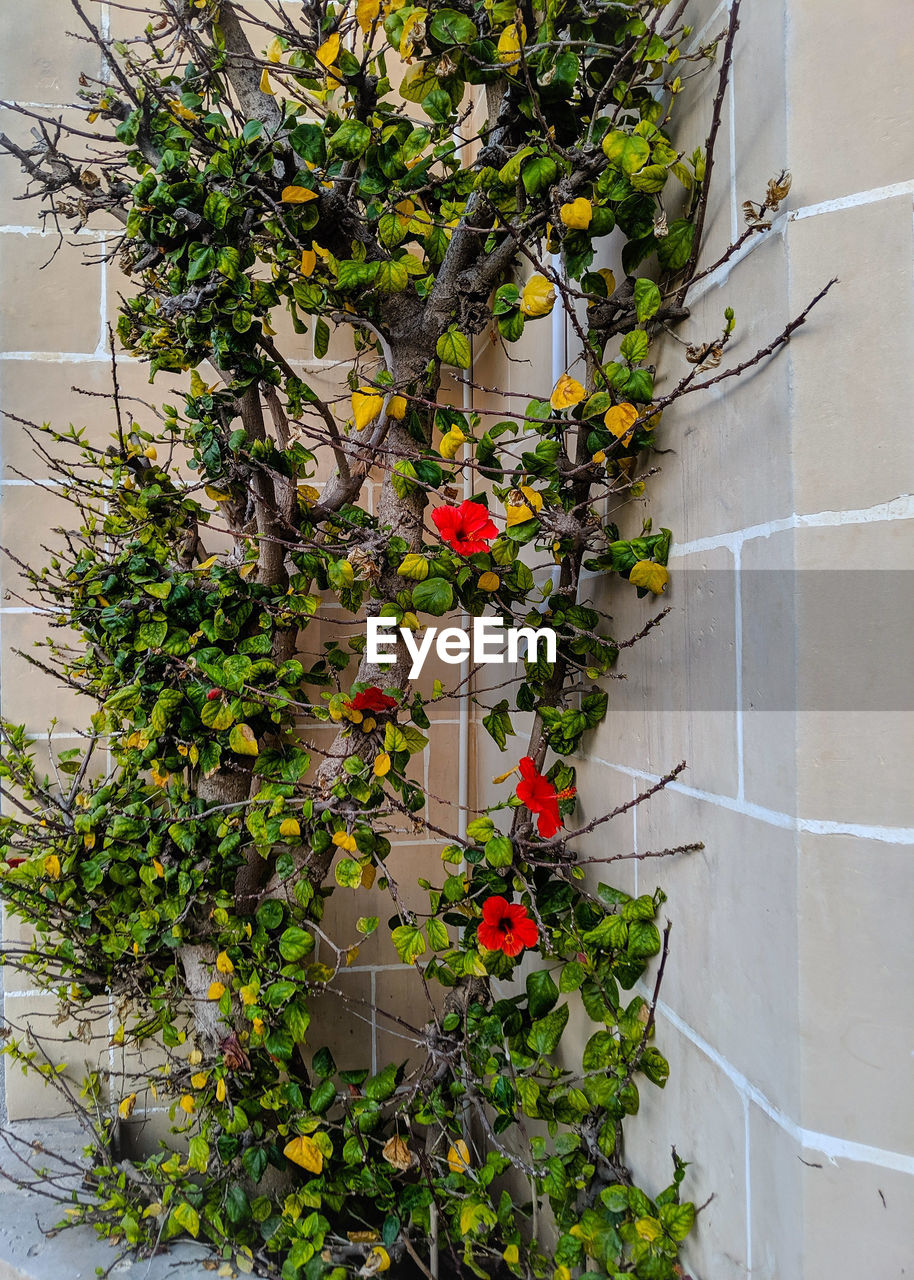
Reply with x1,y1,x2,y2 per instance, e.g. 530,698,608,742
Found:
0,1120,215,1279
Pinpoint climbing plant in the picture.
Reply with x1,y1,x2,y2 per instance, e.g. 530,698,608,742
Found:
0,0,830,1276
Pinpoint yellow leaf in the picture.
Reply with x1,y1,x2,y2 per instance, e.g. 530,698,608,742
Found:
497,21,526,66
110,1024,125,1046
216,950,234,975
191,1071,208,1089
387,394,408,420
143,445,157,461
560,197,593,230
316,33,341,68
477,571,500,592
189,1048,203,1066
195,554,219,571
520,274,555,317
439,425,465,459
519,484,543,513
332,830,358,852
373,751,391,777
44,854,61,880
550,372,585,411
604,401,639,442
281,186,319,204
118,1093,137,1119
629,560,670,594
382,1135,414,1170
505,502,534,528
83,833,96,850
279,817,300,838
300,248,317,276
356,0,381,32
240,983,258,1006
143,1203,163,1219
352,389,384,432
369,1247,391,1273
267,36,283,63
635,1216,663,1242
503,1244,520,1265
207,982,226,1001
349,1231,381,1244
399,8,427,57
204,484,232,503
169,101,199,122
179,1094,196,1114
492,766,519,784
592,449,606,465
448,1138,471,1173
260,67,274,95
216,1077,227,1102
152,858,164,877
361,715,377,734
284,1134,324,1173
252,1017,265,1036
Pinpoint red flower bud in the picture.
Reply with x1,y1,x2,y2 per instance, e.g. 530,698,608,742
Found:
207,688,222,701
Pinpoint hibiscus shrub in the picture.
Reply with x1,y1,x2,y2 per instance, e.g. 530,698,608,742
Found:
0,0,826,1276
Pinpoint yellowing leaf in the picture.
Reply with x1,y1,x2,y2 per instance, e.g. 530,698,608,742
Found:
519,484,543,513
360,862,376,889
216,1077,227,1102
179,1094,196,1114
143,445,157,461
300,248,317,276
44,854,61,880
281,186,319,204
118,1093,137,1119
352,389,384,431
373,751,391,777
550,372,585,411
216,950,234,974
492,766,519,784
598,267,617,296
316,33,341,68
284,1134,324,1173
207,981,226,1000
505,502,534,528
382,1134,414,1169
629,560,670,594
497,21,526,65
169,101,199,122
399,8,427,57
520,274,555,317
356,0,380,32
229,723,259,757
267,36,283,63
332,830,358,852
560,197,593,230
191,1071,209,1089
477,571,500,592
83,832,96,850
439,425,465,459
259,67,274,95
279,817,300,838
448,1138,471,1173
152,858,164,877
503,1244,520,1265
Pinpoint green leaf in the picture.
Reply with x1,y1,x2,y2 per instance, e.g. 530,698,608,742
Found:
329,120,372,159
312,1047,336,1078
412,577,453,616
337,259,380,291
528,1003,569,1056
392,459,418,499
620,330,649,364
426,918,449,950
365,1062,398,1101
313,317,330,359
334,858,363,888
660,1201,695,1242
656,218,694,272
279,926,314,961
629,163,669,193
436,329,472,369
522,155,558,196
482,699,513,750
428,8,478,45
526,969,559,1019
633,279,662,322
392,924,427,964
376,260,409,293
484,835,513,868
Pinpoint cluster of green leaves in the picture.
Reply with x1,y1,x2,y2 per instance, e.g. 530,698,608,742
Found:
0,0,732,1275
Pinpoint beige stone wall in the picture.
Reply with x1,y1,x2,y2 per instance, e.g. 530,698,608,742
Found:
1,1,913,1274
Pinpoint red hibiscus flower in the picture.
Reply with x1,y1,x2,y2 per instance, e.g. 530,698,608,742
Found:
477,896,538,957
516,756,562,838
432,500,498,556
347,686,398,713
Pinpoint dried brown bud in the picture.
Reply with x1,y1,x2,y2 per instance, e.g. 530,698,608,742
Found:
220,1031,250,1073
766,170,792,210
